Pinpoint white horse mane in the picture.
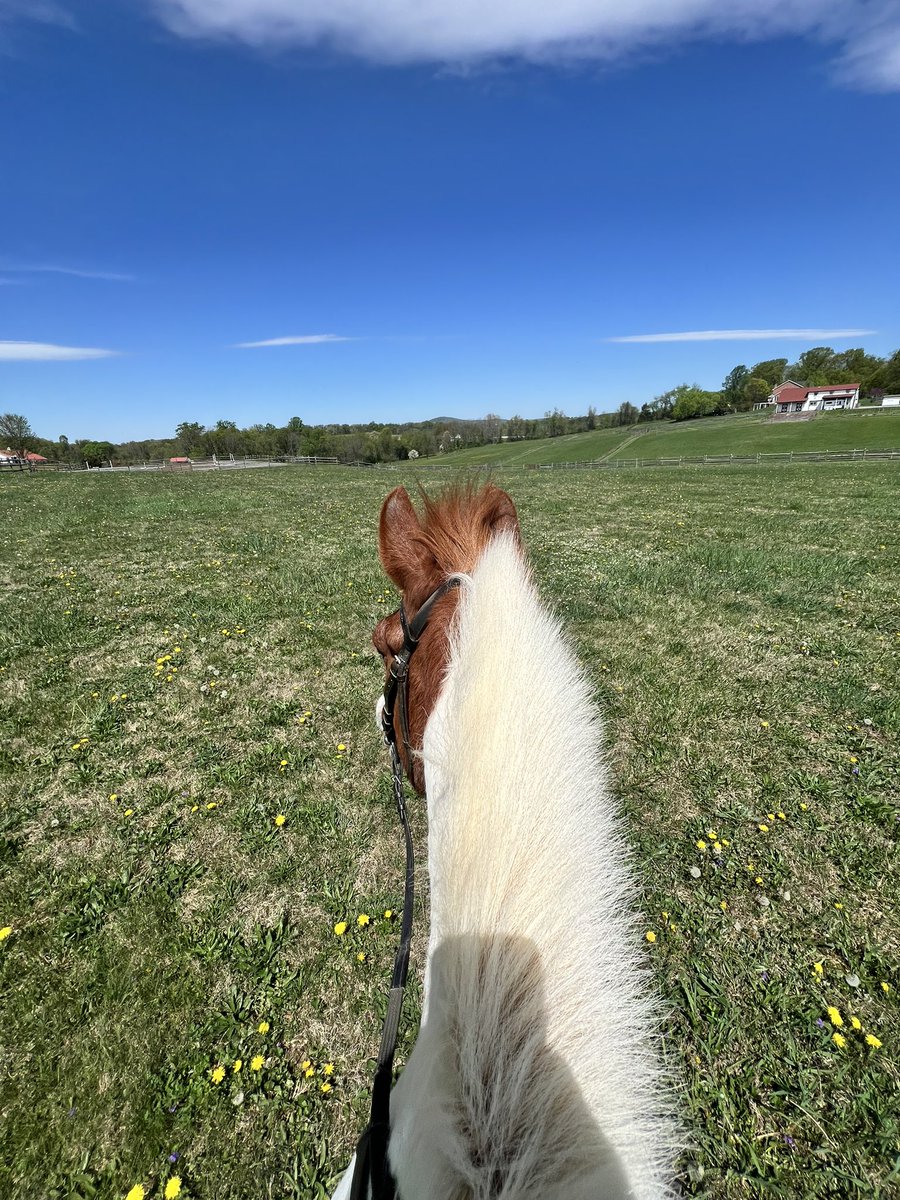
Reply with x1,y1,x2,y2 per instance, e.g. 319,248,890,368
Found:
337,530,679,1200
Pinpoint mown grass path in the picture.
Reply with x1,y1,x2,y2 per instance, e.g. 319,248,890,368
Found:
1,465,898,1199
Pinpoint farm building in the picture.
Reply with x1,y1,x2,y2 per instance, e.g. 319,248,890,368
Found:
753,381,860,415
1,448,48,464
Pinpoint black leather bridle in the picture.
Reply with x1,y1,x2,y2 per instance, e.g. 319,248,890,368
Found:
348,576,461,1200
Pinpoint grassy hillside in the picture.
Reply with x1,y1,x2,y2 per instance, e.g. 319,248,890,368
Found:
444,409,900,466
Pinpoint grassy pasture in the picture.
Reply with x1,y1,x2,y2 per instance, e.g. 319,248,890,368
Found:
444,408,900,466
1,464,899,1200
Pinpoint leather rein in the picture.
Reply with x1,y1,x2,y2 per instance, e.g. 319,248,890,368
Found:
348,576,460,1200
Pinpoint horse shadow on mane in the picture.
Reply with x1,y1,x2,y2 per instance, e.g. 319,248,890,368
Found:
387,932,637,1200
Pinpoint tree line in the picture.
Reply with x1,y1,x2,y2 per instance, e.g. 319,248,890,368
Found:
3,344,897,467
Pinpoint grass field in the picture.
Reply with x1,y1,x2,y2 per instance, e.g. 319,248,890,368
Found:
443,409,900,466
2,464,899,1200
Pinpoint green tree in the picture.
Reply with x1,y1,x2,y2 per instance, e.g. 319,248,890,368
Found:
0,412,34,458
586,405,597,431
742,377,771,409
81,441,115,466
748,358,788,387
175,422,205,455
721,365,749,410
616,401,639,426
786,346,836,386
670,385,719,421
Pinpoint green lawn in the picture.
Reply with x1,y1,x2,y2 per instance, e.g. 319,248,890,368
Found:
442,409,900,466
1,465,898,1200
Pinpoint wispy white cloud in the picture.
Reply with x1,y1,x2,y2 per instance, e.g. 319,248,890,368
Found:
0,340,120,361
150,1,900,91
605,328,878,344
235,333,353,347
2,263,136,282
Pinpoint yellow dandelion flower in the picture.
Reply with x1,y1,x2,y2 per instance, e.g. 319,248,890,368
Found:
719,901,728,912
164,1179,182,1200
696,840,707,851
706,829,718,840
882,982,891,994
760,720,770,728
250,1055,264,1071
834,902,844,910
721,839,730,847
799,802,808,811
645,931,656,943
813,962,824,977
109,793,118,802
357,951,366,962
0,926,13,941
274,814,286,827
755,877,763,885
832,1032,846,1048
301,1059,312,1071
850,1016,862,1030
865,1034,882,1048
258,1021,270,1034
233,1058,242,1072
766,813,775,821
124,809,134,817
206,802,217,810
384,909,393,919
323,1062,334,1076
827,1006,843,1028
334,921,347,936
713,841,723,853
305,1066,315,1078
357,913,370,927
849,756,858,764
125,1186,146,1200
211,1065,226,1084
758,824,769,833
321,1081,333,1093
776,812,786,821
337,743,347,752
279,759,288,767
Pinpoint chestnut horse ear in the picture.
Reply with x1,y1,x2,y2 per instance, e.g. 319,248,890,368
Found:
379,486,430,591
481,485,519,540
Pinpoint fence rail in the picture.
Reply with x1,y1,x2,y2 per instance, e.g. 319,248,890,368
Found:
518,448,900,470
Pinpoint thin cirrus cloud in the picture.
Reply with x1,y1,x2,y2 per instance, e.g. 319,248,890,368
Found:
0,340,120,361
605,328,878,344
150,0,900,91
235,333,354,347
1,263,136,282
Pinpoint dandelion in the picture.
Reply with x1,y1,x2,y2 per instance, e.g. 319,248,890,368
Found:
813,962,824,977
799,802,808,811
233,1058,242,1072
0,926,12,941
164,1180,182,1200
827,1006,843,1028
849,756,858,764
211,1065,226,1084
305,1065,315,1078
357,952,366,962
357,913,370,927
695,839,707,851
206,802,217,810
125,1187,146,1200
882,982,891,994
850,1016,862,1030
337,743,347,753
301,1059,312,1071
776,812,786,821
384,909,393,919
334,921,347,936
706,829,718,840
124,809,134,818
713,842,723,854
834,902,844,910
258,1021,270,1035
323,1062,334,1076
760,720,770,728
321,1081,333,1093
719,901,728,912
865,1034,883,1048
758,824,769,833
279,759,288,767
832,1032,846,1048
109,793,119,802
645,931,656,943
274,814,286,827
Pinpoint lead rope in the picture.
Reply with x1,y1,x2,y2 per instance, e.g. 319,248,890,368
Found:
348,577,460,1200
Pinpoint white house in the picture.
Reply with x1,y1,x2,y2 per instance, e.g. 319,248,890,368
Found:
882,396,900,408
756,381,861,415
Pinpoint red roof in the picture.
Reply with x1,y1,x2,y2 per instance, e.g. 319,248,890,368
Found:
805,384,859,393
775,388,807,405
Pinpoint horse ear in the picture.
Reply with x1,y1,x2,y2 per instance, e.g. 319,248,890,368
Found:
379,486,430,591
480,485,519,539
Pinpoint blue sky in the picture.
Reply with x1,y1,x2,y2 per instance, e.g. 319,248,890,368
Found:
1,0,899,442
